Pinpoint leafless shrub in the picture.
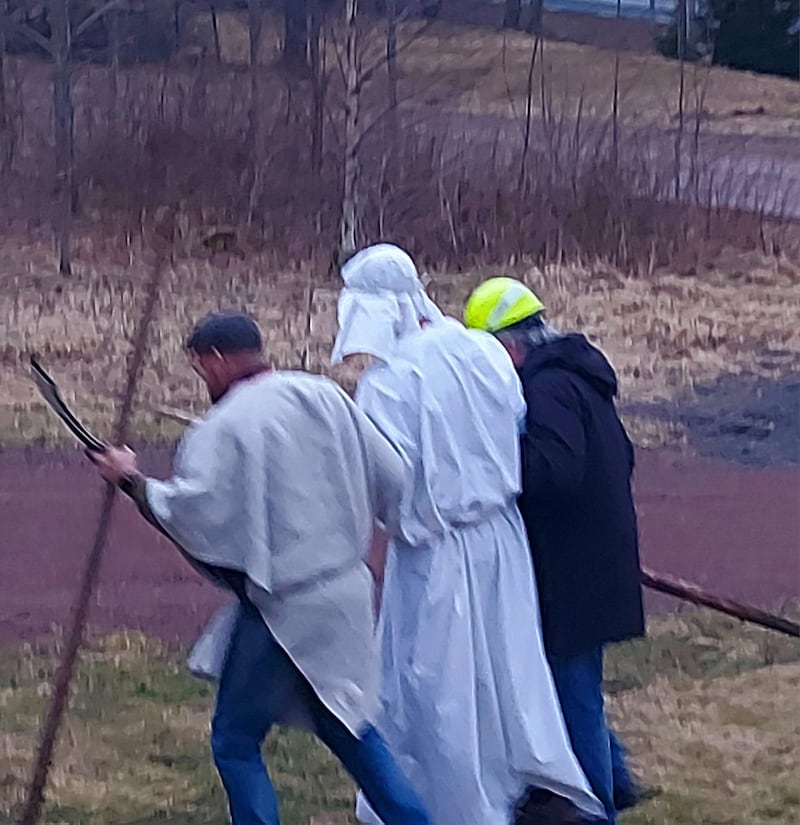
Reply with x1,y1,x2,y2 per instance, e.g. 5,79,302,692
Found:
0,50,795,276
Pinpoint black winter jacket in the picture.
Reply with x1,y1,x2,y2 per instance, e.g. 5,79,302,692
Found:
517,334,645,658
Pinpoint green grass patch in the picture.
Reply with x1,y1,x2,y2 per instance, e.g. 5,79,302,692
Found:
1,612,798,824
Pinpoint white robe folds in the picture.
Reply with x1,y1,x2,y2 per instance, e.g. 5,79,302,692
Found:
145,370,408,736
353,319,604,824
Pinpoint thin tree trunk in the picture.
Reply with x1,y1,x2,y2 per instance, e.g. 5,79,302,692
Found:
247,0,262,146
690,64,710,204
173,0,181,46
0,0,11,171
52,0,74,276
210,3,221,62
247,0,263,226
283,0,307,69
108,8,120,130
674,0,686,201
504,0,521,29
386,0,397,110
525,0,544,34
611,0,621,166
518,34,540,190
679,0,689,56
309,1,324,174
340,0,359,260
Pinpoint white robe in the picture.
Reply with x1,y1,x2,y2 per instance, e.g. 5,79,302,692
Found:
145,370,408,735
353,319,604,824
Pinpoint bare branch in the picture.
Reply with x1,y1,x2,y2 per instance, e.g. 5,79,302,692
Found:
327,25,348,88
500,35,522,136
518,34,541,189
351,74,449,159
74,0,122,39
10,21,52,56
358,16,430,89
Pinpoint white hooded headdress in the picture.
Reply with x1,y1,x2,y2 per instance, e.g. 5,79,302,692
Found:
331,243,444,365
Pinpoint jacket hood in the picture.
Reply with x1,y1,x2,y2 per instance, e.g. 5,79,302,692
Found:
521,333,619,399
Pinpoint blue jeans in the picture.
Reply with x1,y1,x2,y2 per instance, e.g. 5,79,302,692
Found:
548,647,635,825
211,604,430,825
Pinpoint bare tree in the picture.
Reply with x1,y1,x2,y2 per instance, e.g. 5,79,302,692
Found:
504,0,521,29
340,0,360,259
331,0,433,260
284,0,307,68
210,2,221,62
309,0,326,174
248,0,263,143
12,0,121,275
247,0,264,225
674,0,687,200
51,0,74,275
525,0,544,35
385,0,397,111
107,6,120,128
689,60,711,202
0,0,11,171
518,33,541,189
611,0,622,166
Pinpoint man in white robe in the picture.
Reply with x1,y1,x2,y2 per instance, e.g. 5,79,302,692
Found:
90,311,432,825
331,244,605,825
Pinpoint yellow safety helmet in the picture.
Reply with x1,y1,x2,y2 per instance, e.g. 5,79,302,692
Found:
463,277,545,333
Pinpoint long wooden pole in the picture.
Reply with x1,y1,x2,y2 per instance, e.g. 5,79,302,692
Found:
641,567,799,638
146,404,800,640
17,246,169,825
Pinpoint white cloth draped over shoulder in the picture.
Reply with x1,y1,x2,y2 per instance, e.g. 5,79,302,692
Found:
331,244,604,824
145,370,408,736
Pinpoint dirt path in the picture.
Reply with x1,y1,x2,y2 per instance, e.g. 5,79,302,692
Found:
1,446,797,648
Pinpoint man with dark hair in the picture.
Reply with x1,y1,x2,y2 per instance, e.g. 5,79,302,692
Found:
89,311,431,825
465,279,648,825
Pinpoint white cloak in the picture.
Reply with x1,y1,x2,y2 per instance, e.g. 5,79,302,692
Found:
145,370,408,736
353,319,605,824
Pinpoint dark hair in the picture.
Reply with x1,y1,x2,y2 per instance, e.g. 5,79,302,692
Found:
186,312,263,355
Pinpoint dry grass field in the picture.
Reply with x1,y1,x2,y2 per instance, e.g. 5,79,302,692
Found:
1,244,798,451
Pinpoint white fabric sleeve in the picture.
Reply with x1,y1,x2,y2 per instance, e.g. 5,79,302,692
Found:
355,366,420,537
359,411,409,534
143,418,270,588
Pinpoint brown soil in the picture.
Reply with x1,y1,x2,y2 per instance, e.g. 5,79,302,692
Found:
1,445,797,649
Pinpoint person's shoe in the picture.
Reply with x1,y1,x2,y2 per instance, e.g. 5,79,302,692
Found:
515,788,591,825
614,782,662,812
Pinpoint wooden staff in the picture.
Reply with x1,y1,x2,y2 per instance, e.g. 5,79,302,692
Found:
641,566,799,638
18,239,171,825
151,405,198,426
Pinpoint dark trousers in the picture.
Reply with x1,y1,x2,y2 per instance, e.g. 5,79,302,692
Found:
548,647,636,825
211,604,430,825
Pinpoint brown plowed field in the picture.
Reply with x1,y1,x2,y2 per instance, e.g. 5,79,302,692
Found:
1,446,797,649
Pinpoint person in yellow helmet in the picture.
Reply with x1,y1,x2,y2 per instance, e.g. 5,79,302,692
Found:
465,278,649,825
463,276,546,336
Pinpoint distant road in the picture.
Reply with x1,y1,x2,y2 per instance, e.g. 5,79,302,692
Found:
546,0,673,23
406,109,800,221
479,0,676,24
